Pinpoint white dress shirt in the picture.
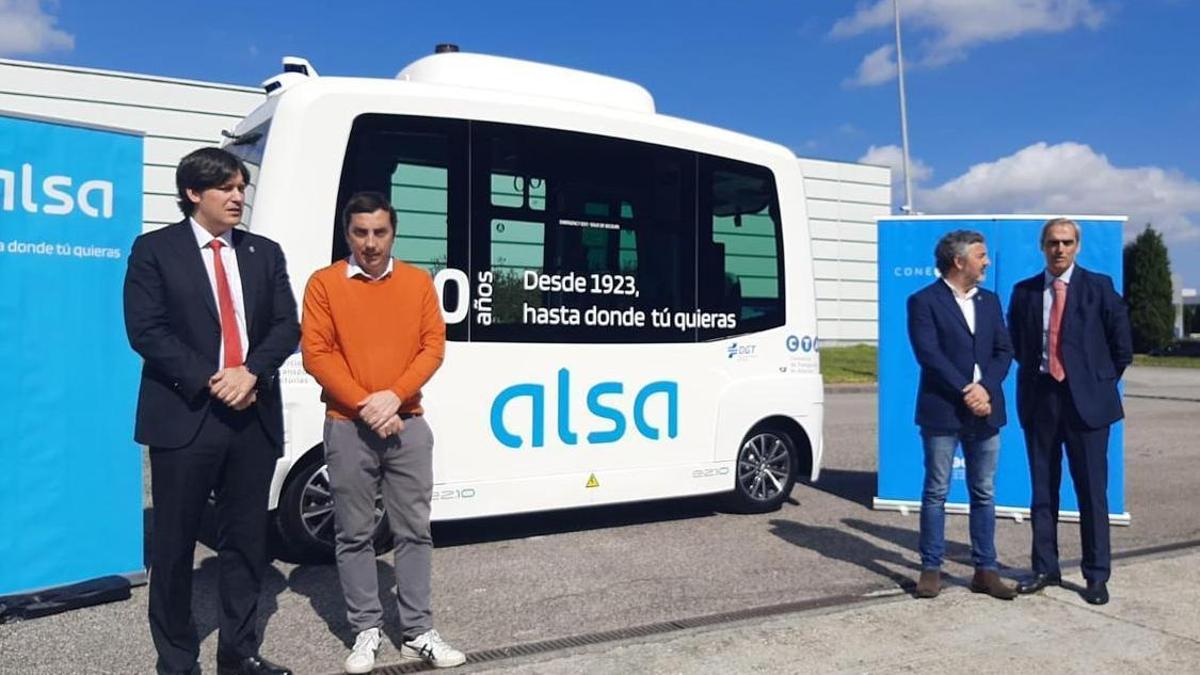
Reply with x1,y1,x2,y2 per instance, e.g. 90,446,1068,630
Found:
1040,263,1075,373
345,255,394,280
191,219,249,370
943,278,982,383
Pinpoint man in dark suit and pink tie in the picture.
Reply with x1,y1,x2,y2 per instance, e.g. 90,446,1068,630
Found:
1007,218,1132,605
123,148,299,674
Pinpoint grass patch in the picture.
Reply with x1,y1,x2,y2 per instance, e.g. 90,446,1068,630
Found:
1133,354,1200,369
821,344,878,383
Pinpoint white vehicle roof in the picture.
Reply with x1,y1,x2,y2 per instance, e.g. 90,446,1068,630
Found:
238,51,796,168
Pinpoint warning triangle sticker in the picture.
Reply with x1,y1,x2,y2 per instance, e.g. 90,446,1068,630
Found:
585,473,600,488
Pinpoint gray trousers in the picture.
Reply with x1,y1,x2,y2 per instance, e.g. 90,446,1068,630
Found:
324,416,434,638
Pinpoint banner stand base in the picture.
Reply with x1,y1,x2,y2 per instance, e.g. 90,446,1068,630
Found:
0,570,146,624
873,498,1132,526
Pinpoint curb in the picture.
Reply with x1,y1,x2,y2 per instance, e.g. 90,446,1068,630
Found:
824,383,878,394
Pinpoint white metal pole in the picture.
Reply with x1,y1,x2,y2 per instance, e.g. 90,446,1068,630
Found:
894,0,915,214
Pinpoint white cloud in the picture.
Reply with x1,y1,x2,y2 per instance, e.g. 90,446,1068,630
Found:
859,144,933,203
846,44,897,87
0,0,74,56
833,0,1107,85
919,142,1200,243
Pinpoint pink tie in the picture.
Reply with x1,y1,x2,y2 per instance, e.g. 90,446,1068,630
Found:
208,239,244,368
1048,279,1066,382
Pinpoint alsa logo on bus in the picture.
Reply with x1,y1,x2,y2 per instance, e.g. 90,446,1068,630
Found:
490,368,678,449
0,163,114,218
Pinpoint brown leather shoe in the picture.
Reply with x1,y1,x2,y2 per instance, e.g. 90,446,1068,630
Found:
970,568,1017,600
915,569,941,598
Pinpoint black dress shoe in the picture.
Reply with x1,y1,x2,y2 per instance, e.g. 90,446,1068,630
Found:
216,655,293,675
1016,572,1062,594
1082,581,1109,605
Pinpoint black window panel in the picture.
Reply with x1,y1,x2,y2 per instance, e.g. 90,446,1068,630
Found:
334,114,469,342
469,122,697,343
698,155,786,340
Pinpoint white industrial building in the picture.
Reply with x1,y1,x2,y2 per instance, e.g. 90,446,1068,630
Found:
1,56,888,344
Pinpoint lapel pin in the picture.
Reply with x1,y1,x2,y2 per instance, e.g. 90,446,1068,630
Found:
249,245,256,253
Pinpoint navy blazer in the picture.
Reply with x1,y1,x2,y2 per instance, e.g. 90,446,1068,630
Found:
123,220,300,449
907,279,1013,432
1007,265,1132,431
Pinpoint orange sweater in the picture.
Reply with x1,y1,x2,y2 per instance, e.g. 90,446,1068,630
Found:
301,259,446,420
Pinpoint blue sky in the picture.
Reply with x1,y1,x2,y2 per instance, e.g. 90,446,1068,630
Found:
4,0,1198,288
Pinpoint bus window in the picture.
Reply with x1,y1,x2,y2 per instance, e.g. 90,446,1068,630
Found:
390,162,448,273
471,123,696,343
334,114,469,340
699,157,785,339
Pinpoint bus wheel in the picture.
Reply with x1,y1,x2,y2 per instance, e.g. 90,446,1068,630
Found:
274,453,394,562
729,427,797,513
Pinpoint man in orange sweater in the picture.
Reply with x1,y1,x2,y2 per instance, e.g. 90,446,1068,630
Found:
301,192,464,672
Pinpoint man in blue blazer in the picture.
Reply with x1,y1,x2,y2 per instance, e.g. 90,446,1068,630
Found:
1008,218,1132,606
906,230,1016,600
124,148,298,675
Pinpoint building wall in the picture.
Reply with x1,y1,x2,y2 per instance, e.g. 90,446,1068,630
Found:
799,157,890,344
0,57,264,232
2,57,888,344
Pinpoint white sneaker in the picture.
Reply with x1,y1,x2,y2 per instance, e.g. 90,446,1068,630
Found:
344,627,382,674
400,628,466,668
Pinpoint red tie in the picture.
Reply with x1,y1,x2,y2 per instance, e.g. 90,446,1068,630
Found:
208,239,243,368
1048,279,1066,382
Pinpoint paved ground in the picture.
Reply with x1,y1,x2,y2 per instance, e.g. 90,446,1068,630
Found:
460,548,1200,675
1123,365,1200,401
0,366,1196,674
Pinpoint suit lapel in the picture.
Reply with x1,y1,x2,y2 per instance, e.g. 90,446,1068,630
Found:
934,281,972,334
973,292,990,337
1063,266,1085,339
232,229,258,335
170,221,219,322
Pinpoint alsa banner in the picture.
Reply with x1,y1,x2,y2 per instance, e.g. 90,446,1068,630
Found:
0,113,144,597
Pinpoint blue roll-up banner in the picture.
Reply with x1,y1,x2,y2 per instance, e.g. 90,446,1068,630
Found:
0,113,145,599
876,215,1130,524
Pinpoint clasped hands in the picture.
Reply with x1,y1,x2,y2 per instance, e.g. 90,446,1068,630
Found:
358,390,406,439
962,382,991,417
210,366,257,410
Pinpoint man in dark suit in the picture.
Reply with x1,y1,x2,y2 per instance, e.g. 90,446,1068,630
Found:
907,230,1015,600
124,148,298,675
1008,217,1132,606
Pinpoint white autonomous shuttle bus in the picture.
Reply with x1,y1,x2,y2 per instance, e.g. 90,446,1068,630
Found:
224,48,824,558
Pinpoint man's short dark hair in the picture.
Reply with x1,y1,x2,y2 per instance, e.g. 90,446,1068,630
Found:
342,191,397,233
934,229,986,274
175,147,250,217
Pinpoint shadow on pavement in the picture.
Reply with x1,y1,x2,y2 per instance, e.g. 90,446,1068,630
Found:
804,468,877,508
287,559,407,648
842,518,966,566
769,518,921,592
190,555,289,651
430,495,722,547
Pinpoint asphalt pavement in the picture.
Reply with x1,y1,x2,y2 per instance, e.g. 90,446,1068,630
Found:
456,546,1200,675
0,366,1196,674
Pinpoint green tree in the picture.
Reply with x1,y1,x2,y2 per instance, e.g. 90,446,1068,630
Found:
1122,224,1174,353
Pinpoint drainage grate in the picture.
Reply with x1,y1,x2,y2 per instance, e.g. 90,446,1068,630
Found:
365,591,896,674
351,539,1200,674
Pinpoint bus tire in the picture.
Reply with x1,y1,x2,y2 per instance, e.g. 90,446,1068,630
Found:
727,426,798,513
274,452,394,563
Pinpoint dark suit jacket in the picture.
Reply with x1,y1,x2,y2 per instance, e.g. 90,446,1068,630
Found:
123,220,300,449
1007,265,1132,430
907,279,1013,432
